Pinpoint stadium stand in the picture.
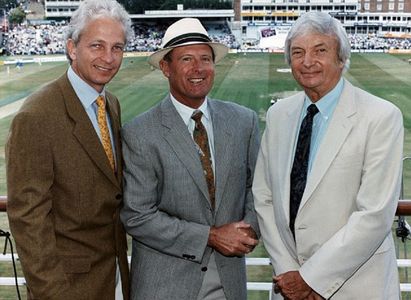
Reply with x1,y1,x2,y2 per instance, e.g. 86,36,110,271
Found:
349,34,411,50
3,22,411,56
1,22,240,55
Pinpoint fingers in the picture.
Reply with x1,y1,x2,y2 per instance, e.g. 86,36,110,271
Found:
234,220,251,229
273,271,312,300
237,229,259,250
208,222,258,256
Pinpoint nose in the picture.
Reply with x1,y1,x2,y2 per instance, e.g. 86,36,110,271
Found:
302,53,315,68
101,48,115,64
191,58,203,72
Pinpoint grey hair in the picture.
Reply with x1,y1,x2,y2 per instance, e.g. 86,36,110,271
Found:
284,11,351,71
65,0,133,63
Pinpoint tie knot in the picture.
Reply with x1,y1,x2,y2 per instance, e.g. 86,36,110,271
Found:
191,110,203,123
307,104,319,117
96,95,105,108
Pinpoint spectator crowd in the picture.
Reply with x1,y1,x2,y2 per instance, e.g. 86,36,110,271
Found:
349,33,411,50
1,22,239,56
1,22,410,56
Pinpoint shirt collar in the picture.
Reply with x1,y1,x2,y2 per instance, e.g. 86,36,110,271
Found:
67,66,106,109
170,93,210,126
303,77,344,119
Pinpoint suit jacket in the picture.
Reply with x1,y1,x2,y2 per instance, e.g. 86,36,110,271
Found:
253,79,403,299
6,73,130,300
120,96,260,300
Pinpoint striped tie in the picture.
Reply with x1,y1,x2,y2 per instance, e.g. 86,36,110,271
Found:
96,95,115,171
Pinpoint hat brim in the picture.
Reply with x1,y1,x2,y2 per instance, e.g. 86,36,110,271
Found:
148,42,229,69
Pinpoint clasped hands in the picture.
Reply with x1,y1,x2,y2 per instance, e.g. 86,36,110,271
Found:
208,220,258,256
273,271,324,300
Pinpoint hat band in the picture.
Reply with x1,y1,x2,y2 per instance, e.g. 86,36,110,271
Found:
163,33,212,48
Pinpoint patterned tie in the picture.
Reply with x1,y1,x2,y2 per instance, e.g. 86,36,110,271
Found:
96,95,115,171
289,104,319,236
191,110,215,210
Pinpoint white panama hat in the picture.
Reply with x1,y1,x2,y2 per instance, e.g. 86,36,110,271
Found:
148,18,229,69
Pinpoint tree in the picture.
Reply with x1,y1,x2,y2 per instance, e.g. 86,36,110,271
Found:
8,6,25,25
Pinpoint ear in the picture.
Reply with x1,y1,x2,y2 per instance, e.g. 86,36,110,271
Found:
338,59,345,70
159,59,170,78
66,39,77,61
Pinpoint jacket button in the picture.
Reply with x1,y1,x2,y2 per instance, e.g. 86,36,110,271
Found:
201,267,207,272
116,194,122,200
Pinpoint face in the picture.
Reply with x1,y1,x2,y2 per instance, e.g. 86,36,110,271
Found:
290,32,344,102
67,17,126,93
159,44,215,108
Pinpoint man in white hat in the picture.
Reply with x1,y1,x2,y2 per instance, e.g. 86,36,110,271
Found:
121,18,260,300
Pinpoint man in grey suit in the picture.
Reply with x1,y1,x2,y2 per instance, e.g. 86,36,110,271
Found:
121,18,260,300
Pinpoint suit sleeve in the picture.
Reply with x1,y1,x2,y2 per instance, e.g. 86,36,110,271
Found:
120,126,210,264
6,112,69,299
253,109,301,274
242,110,261,237
299,104,404,298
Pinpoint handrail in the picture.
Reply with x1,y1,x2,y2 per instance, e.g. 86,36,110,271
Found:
1,197,411,214
397,200,411,216
0,196,6,212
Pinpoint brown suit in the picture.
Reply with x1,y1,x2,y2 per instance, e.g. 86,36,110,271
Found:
6,73,130,300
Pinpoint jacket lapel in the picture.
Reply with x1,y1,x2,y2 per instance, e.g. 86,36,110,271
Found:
209,100,233,211
59,74,120,188
160,97,211,206
280,94,305,246
300,79,356,209
106,94,123,184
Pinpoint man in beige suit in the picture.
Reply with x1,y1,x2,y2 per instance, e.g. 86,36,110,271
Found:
6,1,132,299
253,11,403,300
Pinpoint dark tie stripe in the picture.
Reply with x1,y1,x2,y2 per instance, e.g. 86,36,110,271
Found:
289,104,319,236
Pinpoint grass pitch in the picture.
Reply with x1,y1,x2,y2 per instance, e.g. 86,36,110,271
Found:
0,52,410,299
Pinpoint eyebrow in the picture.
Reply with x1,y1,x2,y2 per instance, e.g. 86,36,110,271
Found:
291,42,327,50
313,42,327,48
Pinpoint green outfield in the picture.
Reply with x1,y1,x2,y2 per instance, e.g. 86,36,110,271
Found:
0,52,411,299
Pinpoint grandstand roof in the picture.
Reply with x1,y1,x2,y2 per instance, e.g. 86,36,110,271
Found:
130,9,234,19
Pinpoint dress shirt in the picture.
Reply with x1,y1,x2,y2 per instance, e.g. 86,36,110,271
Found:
295,78,344,173
170,94,215,173
67,67,116,161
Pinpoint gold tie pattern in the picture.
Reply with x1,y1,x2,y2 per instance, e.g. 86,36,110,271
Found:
191,110,215,210
96,95,115,171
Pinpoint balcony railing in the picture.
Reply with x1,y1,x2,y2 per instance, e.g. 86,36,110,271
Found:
1,197,411,299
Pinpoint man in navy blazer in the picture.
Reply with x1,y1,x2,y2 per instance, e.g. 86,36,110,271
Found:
121,18,260,300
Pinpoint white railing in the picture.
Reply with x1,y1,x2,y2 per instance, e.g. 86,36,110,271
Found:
2,254,411,298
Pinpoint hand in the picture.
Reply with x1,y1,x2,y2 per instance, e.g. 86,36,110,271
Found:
237,225,258,251
304,290,324,300
208,221,258,256
273,271,312,300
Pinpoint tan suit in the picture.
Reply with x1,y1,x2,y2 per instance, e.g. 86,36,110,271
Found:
6,73,130,300
253,79,403,299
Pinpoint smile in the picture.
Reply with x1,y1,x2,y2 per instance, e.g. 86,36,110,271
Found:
189,78,204,84
301,72,319,77
95,65,112,72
